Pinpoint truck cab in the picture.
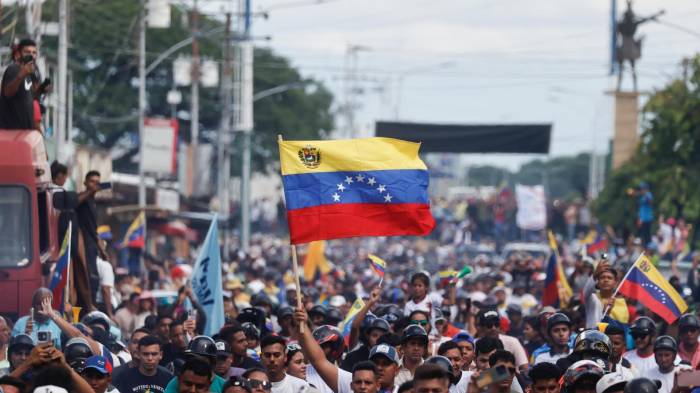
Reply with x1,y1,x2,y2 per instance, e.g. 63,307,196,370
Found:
0,130,61,320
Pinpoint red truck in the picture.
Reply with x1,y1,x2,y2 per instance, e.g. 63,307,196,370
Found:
0,130,66,320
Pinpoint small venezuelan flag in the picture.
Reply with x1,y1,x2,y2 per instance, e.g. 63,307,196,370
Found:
618,254,688,324
121,211,146,249
278,137,435,244
438,270,457,286
367,254,386,278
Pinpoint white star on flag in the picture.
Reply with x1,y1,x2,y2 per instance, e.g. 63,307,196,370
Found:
332,193,341,202
377,184,386,193
356,174,365,182
345,176,354,184
384,194,393,202
337,183,346,192
367,177,376,186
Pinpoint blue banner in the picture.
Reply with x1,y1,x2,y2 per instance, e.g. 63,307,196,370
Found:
192,216,225,336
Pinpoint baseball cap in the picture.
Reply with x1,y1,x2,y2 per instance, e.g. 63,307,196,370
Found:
215,339,232,357
33,386,69,393
369,344,399,365
84,355,113,375
452,331,475,345
478,310,500,324
9,334,35,352
329,295,347,308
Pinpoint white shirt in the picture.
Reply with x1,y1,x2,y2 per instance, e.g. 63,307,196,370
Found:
451,371,472,393
647,365,691,393
404,292,443,316
272,373,311,393
622,350,657,375
96,257,118,309
534,349,571,365
306,364,352,393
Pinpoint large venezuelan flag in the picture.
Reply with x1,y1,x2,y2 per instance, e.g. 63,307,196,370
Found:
618,254,687,324
279,137,435,244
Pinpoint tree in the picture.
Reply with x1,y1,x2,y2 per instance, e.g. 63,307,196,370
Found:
37,1,333,173
594,55,700,246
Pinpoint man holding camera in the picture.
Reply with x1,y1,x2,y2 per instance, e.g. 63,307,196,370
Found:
0,38,43,130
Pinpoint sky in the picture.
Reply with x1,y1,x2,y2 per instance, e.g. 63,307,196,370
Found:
215,0,699,170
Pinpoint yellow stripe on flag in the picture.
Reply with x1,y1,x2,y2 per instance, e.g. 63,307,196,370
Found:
278,137,427,175
548,230,573,306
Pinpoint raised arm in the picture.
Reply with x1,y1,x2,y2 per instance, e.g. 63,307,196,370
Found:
348,287,380,349
294,308,340,393
40,298,101,355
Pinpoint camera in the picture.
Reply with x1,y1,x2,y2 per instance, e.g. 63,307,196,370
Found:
37,331,52,343
20,55,34,64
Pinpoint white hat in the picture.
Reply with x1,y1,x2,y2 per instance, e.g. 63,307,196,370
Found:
329,295,347,307
595,368,634,393
33,386,69,393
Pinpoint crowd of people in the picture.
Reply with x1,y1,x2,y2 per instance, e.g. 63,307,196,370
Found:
2,233,700,393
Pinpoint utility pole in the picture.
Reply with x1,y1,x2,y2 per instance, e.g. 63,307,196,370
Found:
219,12,233,261
137,0,147,207
56,0,68,161
238,0,254,252
190,0,200,184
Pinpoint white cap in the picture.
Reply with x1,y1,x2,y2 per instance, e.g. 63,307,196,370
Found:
329,295,347,307
33,386,69,393
595,368,634,393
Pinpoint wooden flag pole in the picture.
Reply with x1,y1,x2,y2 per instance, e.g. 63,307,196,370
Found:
279,134,305,334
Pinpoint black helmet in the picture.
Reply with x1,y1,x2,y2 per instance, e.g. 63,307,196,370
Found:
401,324,428,345
186,335,218,358
64,337,93,372
251,293,272,308
326,307,343,326
547,313,572,334
425,355,455,380
653,335,677,353
368,318,391,333
312,325,344,360
309,305,328,318
277,306,294,320
242,322,260,341
678,314,700,330
361,314,377,332
8,334,35,354
573,330,612,360
82,311,111,331
237,307,267,335
624,378,659,393
630,317,656,337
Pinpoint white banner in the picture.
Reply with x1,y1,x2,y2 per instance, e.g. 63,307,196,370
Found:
515,184,546,231
142,118,178,174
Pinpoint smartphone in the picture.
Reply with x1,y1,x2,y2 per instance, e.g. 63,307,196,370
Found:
188,309,198,320
99,182,112,190
37,331,52,343
678,371,700,388
21,55,34,64
30,307,34,321
476,365,510,389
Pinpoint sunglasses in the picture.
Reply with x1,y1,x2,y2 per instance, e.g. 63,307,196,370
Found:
248,379,271,391
507,367,517,375
286,343,301,352
481,322,499,329
411,320,429,326
681,327,699,334
631,333,648,340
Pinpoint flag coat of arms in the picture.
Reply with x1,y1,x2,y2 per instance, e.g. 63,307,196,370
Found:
618,254,687,323
278,137,435,244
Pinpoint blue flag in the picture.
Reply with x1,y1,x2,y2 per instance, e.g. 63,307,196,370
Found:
192,216,225,336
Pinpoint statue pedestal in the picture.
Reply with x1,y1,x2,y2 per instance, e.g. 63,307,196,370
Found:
607,91,640,169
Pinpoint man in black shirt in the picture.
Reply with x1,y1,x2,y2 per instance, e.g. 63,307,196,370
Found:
0,38,37,129
112,335,173,393
76,170,103,307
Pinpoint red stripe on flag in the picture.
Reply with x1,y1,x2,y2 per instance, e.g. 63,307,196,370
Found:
619,280,678,323
287,203,435,244
542,280,559,307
